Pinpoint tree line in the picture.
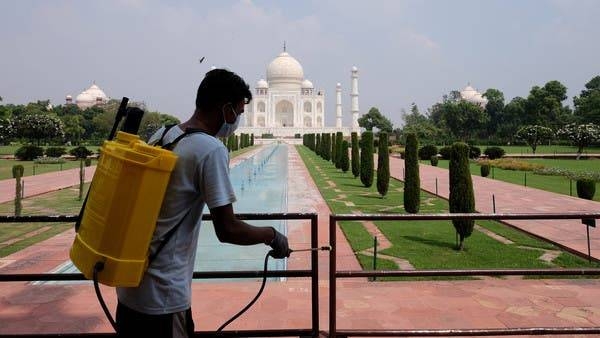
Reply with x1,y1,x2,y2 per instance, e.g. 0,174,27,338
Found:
0,98,180,146
358,76,600,153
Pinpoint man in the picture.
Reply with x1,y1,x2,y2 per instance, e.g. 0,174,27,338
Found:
115,68,291,338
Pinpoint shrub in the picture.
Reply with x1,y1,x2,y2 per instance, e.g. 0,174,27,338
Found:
261,133,274,139
404,133,420,213
34,157,66,164
341,140,350,173
69,146,92,159
439,146,452,160
430,155,438,167
377,132,390,198
360,131,374,187
294,133,301,139
351,132,360,178
45,146,66,158
15,145,44,160
576,179,596,200
479,158,544,171
469,146,481,159
418,145,438,161
85,158,92,167
484,146,505,160
480,164,490,177
449,142,475,250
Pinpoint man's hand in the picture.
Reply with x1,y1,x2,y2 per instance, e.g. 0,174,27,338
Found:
268,228,291,258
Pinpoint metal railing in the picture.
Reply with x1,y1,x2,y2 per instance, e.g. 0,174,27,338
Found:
329,212,600,337
0,213,321,338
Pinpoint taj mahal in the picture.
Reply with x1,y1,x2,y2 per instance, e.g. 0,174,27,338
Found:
238,48,360,137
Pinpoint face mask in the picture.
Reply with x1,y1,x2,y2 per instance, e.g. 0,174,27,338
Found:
215,106,240,138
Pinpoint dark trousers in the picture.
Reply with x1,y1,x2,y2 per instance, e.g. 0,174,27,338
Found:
116,302,195,338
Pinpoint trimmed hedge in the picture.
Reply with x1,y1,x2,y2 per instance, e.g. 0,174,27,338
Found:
69,146,92,159
480,164,490,177
576,179,596,200
404,133,420,213
45,146,66,158
418,144,438,161
430,155,438,167
15,145,44,161
469,146,481,159
484,146,505,160
439,146,452,160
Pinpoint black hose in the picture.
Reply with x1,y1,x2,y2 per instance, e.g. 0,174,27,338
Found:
93,262,117,332
216,251,271,333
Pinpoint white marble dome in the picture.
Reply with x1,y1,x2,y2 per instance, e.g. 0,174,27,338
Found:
460,84,488,107
267,52,304,83
75,83,108,108
256,79,269,88
301,79,314,89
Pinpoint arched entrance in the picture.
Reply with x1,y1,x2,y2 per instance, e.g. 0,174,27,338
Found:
275,100,294,127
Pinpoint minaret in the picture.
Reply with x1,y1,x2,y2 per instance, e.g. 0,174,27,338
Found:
351,66,360,132
335,83,342,128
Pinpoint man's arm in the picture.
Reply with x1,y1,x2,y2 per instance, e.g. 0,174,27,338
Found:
210,203,274,245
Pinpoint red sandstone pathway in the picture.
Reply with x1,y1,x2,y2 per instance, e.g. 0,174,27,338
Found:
0,166,97,204
388,156,600,261
1,148,600,336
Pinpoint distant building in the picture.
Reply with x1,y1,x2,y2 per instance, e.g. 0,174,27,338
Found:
66,82,109,109
238,47,357,137
459,84,488,107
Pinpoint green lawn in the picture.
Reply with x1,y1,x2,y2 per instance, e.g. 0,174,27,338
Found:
296,145,598,279
430,158,600,202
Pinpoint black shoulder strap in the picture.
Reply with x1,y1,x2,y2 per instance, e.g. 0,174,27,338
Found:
153,124,177,147
148,127,208,264
161,127,209,150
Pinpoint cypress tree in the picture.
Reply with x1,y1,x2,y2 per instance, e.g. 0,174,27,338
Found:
335,132,344,169
449,142,475,250
316,134,321,155
404,133,420,213
250,134,254,146
331,133,337,165
360,131,374,187
377,132,390,198
341,140,350,172
323,133,331,161
351,132,360,178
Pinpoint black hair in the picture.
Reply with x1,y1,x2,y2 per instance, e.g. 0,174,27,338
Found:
195,68,252,112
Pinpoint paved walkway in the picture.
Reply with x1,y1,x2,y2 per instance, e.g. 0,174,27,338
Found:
389,156,600,261
1,147,600,336
0,166,97,204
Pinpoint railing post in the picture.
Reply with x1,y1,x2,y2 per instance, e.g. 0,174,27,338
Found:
435,177,438,196
492,194,496,213
329,214,337,338
310,214,319,337
372,236,378,282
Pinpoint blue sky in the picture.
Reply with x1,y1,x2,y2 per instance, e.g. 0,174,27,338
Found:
1,0,599,127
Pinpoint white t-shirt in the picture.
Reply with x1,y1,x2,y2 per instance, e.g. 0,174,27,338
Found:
117,125,236,314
